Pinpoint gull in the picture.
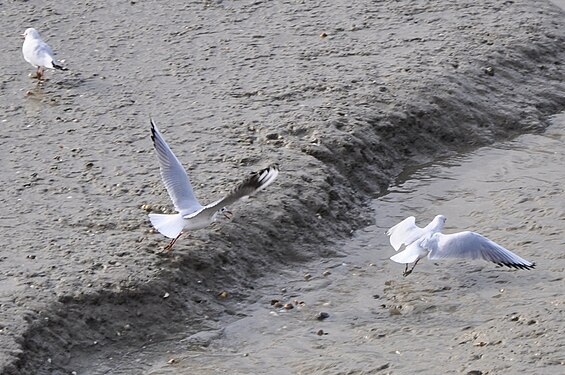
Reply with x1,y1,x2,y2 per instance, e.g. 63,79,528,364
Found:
148,118,279,250
22,28,67,80
386,215,535,276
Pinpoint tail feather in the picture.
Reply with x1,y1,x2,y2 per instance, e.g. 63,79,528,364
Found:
390,251,420,264
390,242,425,264
148,213,184,239
52,61,68,71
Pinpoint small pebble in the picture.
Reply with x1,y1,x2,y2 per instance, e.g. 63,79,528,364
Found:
163,292,170,299
320,32,328,38
322,270,331,277
316,312,330,321
316,329,327,336
283,303,294,310
304,273,312,281
218,291,229,299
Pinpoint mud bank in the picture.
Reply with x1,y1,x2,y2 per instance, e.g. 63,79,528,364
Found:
0,0,564,373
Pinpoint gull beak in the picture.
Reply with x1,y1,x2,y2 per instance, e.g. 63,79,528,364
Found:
223,210,234,220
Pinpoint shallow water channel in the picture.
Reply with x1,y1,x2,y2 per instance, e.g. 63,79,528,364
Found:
102,114,564,374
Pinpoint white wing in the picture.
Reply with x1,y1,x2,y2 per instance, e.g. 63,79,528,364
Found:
23,37,55,68
193,164,279,219
151,119,202,215
386,216,426,251
33,41,57,68
428,231,535,269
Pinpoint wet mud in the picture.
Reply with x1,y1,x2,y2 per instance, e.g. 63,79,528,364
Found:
151,114,564,375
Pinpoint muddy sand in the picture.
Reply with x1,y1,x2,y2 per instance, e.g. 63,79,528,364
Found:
0,0,564,374
154,114,563,375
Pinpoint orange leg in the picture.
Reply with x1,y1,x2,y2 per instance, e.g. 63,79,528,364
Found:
35,67,45,80
164,231,183,251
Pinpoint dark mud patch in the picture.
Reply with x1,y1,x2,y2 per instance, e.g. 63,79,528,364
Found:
6,275,228,375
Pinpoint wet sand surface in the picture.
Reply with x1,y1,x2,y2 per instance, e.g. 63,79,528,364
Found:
0,1,564,374
145,114,565,375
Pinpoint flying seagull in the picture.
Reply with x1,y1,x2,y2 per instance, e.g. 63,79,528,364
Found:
386,215,535,276
22,28,67,80
148,118,279,250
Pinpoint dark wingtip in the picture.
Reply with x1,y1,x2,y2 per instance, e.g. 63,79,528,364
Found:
245,164,279,189
52,62,67,71
497,262,535,270
150,117,158,143
265,163,279,173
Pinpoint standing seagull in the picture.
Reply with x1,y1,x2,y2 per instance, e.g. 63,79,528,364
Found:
149,118,279,250
22,28,67,80
386,215,535,276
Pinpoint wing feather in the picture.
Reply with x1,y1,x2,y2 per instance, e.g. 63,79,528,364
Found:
386,216,425,251
193,164,279,218
34,41,56,67
150,119,202,214
428,231,534,269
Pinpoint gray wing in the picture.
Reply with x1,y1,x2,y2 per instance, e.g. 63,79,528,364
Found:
429,231,535,269
36,41,55,64
151,119,202,214
194,164,279,217
27,39,56,67
386,216,425,251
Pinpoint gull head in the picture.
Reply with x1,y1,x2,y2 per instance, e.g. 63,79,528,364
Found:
21,28,40,39
219,207,234,220
430,214,447,231
212,207,233,221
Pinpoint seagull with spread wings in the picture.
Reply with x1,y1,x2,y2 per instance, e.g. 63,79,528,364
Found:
387,215,535,276
148,118,279,250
